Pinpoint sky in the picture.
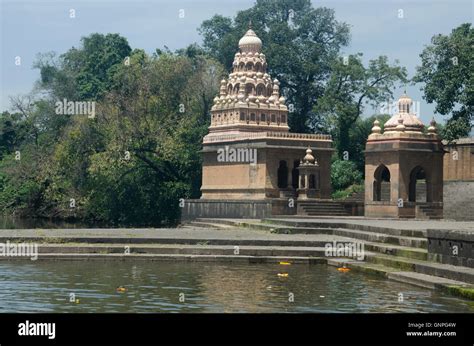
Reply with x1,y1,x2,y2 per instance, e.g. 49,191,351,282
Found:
0,0,473,125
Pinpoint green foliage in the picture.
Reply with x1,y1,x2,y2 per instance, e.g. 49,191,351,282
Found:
0,34,222,227
414,23,474,140
315,54,407,158
199,0,350,132
332,184,364,200
346,114,391,174
330,158,362,192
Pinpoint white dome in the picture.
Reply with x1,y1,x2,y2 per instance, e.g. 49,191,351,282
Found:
238,29,262,53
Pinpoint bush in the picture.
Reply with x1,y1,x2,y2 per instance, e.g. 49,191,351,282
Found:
331,159,362,192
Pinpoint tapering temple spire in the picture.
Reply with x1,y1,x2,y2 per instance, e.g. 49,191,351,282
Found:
209,27,289,132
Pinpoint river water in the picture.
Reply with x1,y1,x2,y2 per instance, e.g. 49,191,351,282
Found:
0,261,472,313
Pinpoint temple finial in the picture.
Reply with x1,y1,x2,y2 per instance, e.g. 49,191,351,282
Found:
248,19,252,29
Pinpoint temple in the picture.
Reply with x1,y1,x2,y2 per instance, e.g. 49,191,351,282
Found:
186,28,334,218
364,93,444,218
200,28,334,201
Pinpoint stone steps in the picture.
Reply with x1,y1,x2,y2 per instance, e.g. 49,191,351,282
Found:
192,218,429,258
366,253,474,284
386,271,471,290
261,218,427,238
15,253,325,264
28,243,331,258
299,202,350,217
182,221,237,229
189,218,474,288
332,228,427,249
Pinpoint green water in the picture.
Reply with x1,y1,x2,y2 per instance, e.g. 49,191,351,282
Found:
0,261,472,313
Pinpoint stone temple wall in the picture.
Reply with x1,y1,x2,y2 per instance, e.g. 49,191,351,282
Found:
443,181,474,221
443,138,473,221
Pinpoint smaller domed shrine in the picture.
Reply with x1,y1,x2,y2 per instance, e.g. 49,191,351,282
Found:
365,93,445,219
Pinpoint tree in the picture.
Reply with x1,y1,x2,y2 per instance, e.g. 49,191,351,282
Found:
198,0,350,132
35,33,132,101
0,39,223,226
314,54,407,158
414,23,473,141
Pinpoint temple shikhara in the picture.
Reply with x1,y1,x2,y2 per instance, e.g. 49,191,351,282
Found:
199,27,334,209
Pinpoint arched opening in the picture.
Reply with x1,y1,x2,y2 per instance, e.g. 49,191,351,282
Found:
292,160,299,189
373,165,391,201
233,84,239,94
277,161,288,188
250,113,256,122
255,62,262,72
256,84,265,96
309,174,316,189
245,84,254,96
239,62,245,71
246,62,253,71
409,166,427,202
261,113,266,123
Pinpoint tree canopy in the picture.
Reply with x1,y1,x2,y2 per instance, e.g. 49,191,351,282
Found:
414,23,473,140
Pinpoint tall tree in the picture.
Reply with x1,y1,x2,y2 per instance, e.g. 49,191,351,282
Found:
315,54,407,158
414,23,473,140
198,0,350,132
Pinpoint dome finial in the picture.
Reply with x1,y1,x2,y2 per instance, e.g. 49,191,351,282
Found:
427,117,437,135
302,146,317,165
371,119,382,134
248,19,252,29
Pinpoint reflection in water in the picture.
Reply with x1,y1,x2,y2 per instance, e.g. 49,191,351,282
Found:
0,261,472,313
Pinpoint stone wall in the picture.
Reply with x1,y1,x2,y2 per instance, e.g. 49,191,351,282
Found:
443,137,473,181
181,199,297,220
442,138,473,220
443,181,474,220
427,229,474,268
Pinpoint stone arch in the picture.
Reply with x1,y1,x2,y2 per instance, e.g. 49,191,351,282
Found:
255,62,263,72
238,62,245,71
373,164,391,201
256,84,266,96
246,62,253,71
233,83,240,94
409,166,428,202
245,84,254,96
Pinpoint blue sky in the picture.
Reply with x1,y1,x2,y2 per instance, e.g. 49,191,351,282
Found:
1,0,472,125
